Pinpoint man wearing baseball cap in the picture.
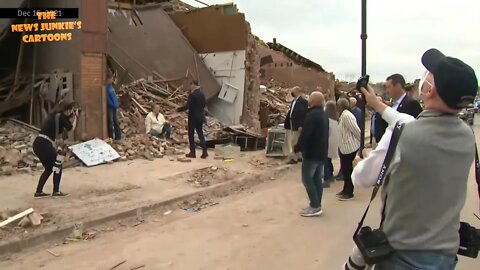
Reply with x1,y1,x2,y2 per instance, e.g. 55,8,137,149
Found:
352,49,477,269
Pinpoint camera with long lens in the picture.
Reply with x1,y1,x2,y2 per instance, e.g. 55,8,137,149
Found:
458,221,480,258
344,245,368,270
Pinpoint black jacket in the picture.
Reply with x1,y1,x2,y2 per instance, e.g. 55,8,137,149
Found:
375,95,423,142
371,112,384,143
178,88,206,124
284,96,308,131
294,106,329,161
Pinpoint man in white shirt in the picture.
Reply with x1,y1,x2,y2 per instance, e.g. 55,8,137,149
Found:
145,104,172,140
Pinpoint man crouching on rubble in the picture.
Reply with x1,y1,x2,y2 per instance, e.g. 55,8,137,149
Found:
351,48,477,269
145,104,172,140
294,92,329,217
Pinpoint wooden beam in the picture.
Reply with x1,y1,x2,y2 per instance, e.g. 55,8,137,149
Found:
0,208,34,228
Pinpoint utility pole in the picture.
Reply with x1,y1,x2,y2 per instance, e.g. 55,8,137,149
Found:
359,0,367,157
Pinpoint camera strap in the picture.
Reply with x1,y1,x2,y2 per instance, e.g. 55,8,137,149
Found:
475,143,480,210
354,121,405,236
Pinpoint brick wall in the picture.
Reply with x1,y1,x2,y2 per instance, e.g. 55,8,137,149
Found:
258,44,335,99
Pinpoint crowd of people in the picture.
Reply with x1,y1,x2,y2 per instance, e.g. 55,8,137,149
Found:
286,48,479,269
285,72,424,209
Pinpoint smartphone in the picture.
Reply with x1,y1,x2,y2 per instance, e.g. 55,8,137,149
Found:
356,75,370,91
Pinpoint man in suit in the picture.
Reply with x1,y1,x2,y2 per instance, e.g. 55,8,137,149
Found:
370,96,385,148
177,80,208,159
285,86,308,164
374,74,423,141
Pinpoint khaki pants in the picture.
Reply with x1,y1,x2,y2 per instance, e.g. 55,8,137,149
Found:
286,129,302,161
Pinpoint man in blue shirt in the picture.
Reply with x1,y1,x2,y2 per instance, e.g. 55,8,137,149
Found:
106,74,121,140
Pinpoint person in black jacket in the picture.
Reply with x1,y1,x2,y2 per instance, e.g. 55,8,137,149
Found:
177,80,208,159
374,74,424,141
370,96,387,146
294,92,329,217
32,99,78,198
285,86,308,164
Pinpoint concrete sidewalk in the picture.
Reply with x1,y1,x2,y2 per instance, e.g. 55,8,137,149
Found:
0,150,279,247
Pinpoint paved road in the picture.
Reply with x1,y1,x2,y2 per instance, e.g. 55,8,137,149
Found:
1,119,479,270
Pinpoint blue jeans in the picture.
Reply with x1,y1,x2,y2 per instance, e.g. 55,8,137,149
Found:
148,123,172,139
375,251,457,270
301,159,324,208
107,108,122,140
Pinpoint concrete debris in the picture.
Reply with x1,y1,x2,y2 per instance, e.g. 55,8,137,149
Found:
17,212,44,228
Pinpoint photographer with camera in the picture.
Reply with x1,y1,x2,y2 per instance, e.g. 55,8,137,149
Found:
32,99,78,198
347,48,478,269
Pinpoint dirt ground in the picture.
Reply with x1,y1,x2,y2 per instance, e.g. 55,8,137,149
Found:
0,164,478,270
0,149,281,245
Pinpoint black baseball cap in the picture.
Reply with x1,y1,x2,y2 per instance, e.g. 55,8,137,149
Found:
421,48,478,109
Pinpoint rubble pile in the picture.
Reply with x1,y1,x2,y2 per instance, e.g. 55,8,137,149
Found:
0,121,78,175
116,79,225,142
261,80,292,127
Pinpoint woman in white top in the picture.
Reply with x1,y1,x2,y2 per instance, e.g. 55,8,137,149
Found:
323,101,339,188
336,98,361,201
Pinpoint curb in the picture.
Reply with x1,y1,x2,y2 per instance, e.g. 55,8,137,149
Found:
0,164,292,256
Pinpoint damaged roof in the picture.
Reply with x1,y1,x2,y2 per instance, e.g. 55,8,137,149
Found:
267,41,326,72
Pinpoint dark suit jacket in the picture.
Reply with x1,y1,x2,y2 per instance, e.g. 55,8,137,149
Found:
284,96,308,131
293,106,329,161
375,95,423,142
178,88,206,125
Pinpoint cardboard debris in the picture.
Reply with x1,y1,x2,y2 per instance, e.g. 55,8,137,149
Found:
69,139,121,167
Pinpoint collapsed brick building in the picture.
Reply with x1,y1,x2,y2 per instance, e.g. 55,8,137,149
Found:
257,38,336,100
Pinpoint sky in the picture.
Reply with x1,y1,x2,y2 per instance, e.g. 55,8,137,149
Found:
183,0,480,83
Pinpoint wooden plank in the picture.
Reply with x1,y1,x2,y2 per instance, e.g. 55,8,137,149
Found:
0,208,34,228
132,98,148,115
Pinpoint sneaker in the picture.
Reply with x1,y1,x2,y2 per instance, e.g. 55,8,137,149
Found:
286,160,297,165
300,207,323,217
336,191,345,197
201,153,208,159
322,181,330,188
34,192,50,199
338,194,354,201
52,192,70,198
185,153,196,158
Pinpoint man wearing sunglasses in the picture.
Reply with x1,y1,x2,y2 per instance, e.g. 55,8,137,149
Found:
352,48,477,269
